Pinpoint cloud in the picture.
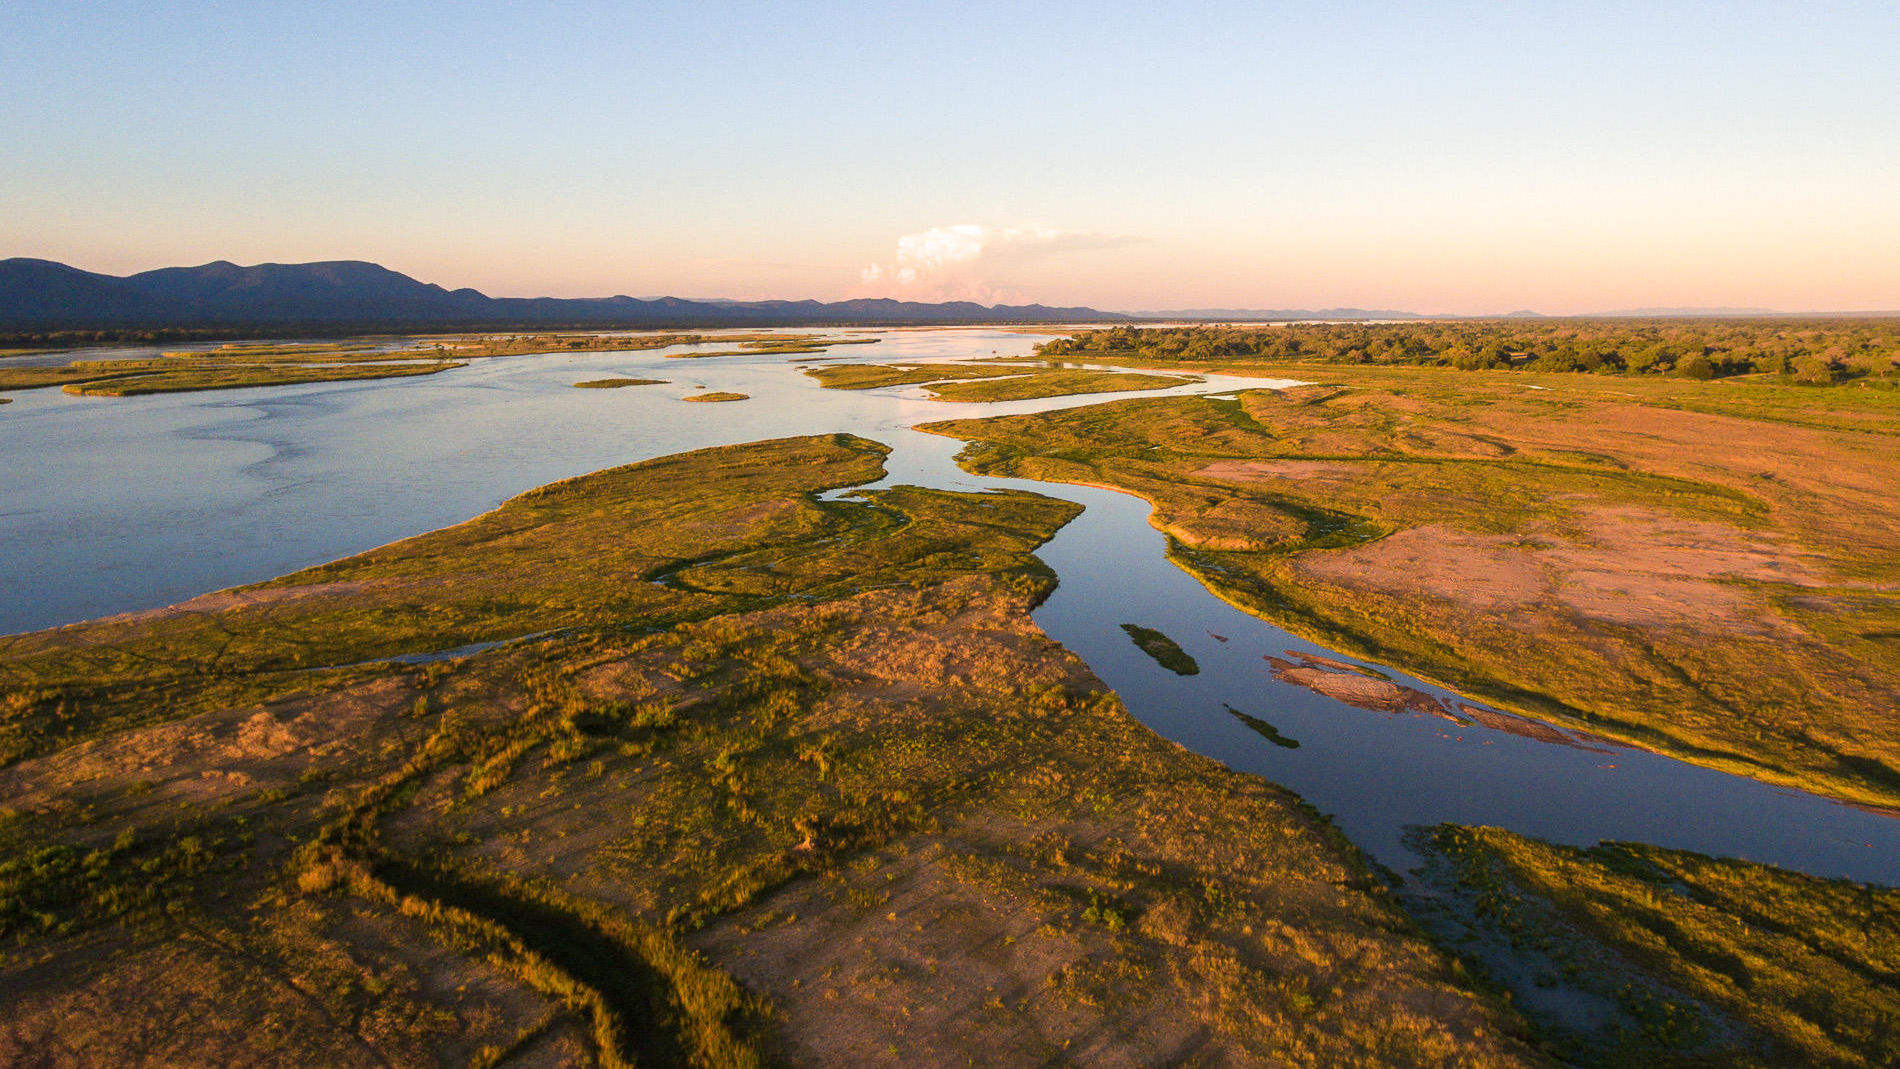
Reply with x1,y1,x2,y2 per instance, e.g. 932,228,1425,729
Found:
858,224,1136,301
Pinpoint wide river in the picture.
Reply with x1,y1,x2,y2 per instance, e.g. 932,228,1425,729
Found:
3,329,1896,884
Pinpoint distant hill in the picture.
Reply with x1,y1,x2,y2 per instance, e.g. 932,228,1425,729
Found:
0,258,1129,331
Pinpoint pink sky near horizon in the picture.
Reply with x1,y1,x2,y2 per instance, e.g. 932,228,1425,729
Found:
6,3,1897,316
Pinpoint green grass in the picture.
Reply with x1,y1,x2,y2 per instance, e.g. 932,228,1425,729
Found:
927,369,1193,402
61,360,463,395
923,369,1900,808
1413,825,1900,1068
1120,624,1200,675
1226,705,1299,748
574,377,667,388
683,391,749,402
0,330,791,399
805,362,1025,390
671,335,884,358
0,433,1541,1068
803,363,1194,401
1038,321,1900,391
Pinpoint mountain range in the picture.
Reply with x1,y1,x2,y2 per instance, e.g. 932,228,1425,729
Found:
0,258,1127,331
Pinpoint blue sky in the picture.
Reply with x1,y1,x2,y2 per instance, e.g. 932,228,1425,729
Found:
3,1,1896,311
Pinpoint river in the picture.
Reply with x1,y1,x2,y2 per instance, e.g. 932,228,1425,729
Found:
2,329,1895,884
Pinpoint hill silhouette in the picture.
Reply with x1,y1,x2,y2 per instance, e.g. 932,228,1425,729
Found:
0,258,1126,330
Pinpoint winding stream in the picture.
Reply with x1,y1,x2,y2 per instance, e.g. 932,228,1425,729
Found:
3,329,1896,884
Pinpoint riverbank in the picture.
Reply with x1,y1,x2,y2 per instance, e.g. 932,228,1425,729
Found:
4,329,1896,1065
0,435,1540,1068
923,366,1900,810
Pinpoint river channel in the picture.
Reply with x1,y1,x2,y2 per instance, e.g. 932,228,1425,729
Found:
3,329,1895,884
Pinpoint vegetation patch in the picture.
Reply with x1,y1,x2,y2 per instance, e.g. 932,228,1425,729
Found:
0,330,812,399
574,377,666,388
1226,704,1299,748
1409,824,1900,1069
0,434,1539,1068
1120,624,1200,675
61,360,462,395
684,391,749,403
672,336,883,358
924,364,1900,808
805,362,1022,391
1041,321,1900,389
927,368,1192,402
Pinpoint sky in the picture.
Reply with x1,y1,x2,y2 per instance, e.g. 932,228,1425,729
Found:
3,1,1897,314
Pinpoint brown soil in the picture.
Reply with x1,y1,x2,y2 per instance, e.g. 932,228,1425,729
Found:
69,580,376,630
1294,506,1828,638
1265,655,1453,718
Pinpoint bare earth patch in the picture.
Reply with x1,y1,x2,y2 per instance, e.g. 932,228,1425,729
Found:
1294,506,1828,637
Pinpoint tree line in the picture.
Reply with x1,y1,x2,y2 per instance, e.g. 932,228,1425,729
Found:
1038,320,1900,385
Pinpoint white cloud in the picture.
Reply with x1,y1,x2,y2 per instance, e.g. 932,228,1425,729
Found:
858,223,1136,302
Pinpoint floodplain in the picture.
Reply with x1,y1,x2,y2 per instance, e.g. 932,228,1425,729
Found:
2,322,1897,1067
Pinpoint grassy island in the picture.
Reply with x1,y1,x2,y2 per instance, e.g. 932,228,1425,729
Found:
1121,623,1201,675
805,361,1195,402
805,362,1028,391
928,369,1193,402
684,391,749,403
669,336,883,358
61,360,464,395
0,434,1542,1067
574,377,667,389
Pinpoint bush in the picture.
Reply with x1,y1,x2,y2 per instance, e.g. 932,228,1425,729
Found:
1675,355,1717,380
1792,355,1838,384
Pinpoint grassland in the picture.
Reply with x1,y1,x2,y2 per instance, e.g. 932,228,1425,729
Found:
928,369,1193,402
0,338,464,396
922,362,1900,809
0,435,1541,1067
668,336,884,358
0,331,835,399
1409,825,1900,1068
804,361,1195,402
684,391,749,403
430,332,803,359
804,362,1030,391
64,360,465,395
574,378,666,389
